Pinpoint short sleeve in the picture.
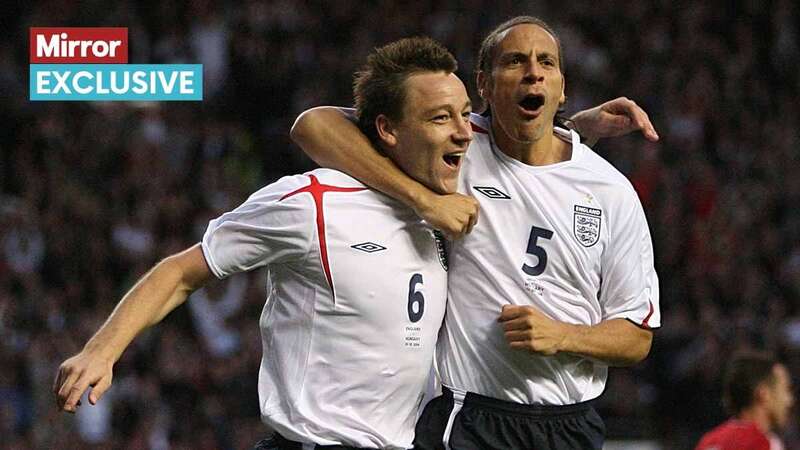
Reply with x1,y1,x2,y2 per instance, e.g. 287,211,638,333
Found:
599,190,660,329
201,175,314,279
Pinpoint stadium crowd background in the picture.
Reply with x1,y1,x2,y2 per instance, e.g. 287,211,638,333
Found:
2,0,799,448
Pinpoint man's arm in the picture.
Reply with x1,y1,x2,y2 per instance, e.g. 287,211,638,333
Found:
498,305,652,366
570,97,659,146
498,178,660,367
54,244,213,412
290,98,658,237
290,107,479,238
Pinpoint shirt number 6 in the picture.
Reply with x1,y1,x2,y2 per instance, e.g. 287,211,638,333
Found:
407,273,425,323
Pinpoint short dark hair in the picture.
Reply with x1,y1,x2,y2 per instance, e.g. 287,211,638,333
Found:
353,37,457,144
477,16,564,78
723,351,779,415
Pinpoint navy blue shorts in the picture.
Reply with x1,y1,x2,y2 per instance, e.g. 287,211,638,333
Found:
413,387,605,450
253,434,374,450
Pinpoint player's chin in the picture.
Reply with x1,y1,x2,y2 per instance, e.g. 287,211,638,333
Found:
432,175,459,195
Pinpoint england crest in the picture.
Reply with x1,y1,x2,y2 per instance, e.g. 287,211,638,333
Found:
573,205,601,247
432,230,448,271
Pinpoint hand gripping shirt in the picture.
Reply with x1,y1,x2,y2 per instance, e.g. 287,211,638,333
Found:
436,114,660,405
202,168,447,449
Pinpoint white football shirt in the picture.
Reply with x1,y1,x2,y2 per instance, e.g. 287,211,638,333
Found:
436,114,660,405
201,168,447,449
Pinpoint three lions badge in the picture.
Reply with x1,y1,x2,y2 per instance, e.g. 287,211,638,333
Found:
573,205,602,247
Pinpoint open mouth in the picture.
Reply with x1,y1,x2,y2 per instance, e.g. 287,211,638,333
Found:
518,94,545,113
443,151,465,168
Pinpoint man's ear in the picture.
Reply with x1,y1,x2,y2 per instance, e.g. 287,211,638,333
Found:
754,382,771,406
559,77,566,106
375,114,398,147
477,71,490,101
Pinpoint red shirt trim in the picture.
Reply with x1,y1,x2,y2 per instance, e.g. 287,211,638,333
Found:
280,174,366,297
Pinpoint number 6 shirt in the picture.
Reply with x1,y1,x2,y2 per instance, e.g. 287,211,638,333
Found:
201,168,447,449
435,114,661,405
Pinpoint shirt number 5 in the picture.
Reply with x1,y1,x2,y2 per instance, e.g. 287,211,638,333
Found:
522,226,553,276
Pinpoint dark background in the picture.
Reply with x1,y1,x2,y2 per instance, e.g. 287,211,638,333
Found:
2,1,799,448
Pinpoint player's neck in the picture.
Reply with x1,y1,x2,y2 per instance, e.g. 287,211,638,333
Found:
492,122,572,166
738,407,772,434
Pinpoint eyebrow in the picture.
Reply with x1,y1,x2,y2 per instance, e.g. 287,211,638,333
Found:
499,50,558,62
423,100,472,115
500,51,529,61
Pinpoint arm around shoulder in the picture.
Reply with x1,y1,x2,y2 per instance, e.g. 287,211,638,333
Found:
290,106,479,238
570,97,659,145
290,106,360,169
290,106,430,208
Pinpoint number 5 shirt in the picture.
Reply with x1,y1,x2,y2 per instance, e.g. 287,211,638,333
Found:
201,168,447,449
436,114,660,405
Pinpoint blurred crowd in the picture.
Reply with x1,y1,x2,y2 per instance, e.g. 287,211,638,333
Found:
2,0,799,448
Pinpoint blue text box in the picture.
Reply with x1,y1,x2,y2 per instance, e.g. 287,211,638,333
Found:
30,64,203,101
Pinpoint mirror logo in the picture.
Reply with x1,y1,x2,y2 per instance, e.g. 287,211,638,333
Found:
29,27,202,101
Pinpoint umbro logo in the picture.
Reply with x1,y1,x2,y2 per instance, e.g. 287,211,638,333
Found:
351,242,387,253
473,186,511,199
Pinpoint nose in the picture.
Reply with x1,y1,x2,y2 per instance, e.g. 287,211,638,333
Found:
523,61,544,84
453,115,473,145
